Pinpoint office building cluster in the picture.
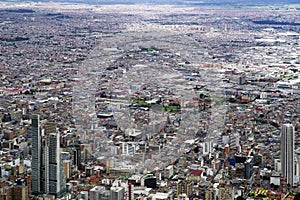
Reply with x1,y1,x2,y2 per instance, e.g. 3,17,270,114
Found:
0,2,300,200
31,115,66,197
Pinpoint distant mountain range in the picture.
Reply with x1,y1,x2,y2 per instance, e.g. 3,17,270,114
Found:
2,0,299,6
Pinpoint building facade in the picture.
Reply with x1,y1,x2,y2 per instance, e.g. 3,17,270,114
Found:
110,187,124,200
31,115,66,198
31,115,41,195
280,123,295,186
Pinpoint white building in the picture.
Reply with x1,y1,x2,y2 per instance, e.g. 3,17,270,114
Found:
281,124,295,186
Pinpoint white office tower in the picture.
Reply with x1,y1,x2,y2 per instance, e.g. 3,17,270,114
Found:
121,142,138,155
110,187,124,200
295,149,300,182
203,141,213,155
295,157,300,184
89,186,112,200
274,159,281,172
281,124,295,186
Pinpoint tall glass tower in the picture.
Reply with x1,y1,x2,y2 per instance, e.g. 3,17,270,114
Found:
31,116,66,197
47,122,66,197
31,115,41,195
281,123,295,186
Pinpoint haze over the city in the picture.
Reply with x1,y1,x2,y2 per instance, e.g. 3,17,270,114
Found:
1,0,299,5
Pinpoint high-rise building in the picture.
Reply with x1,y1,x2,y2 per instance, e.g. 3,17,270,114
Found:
89,186,111,200
110,187,124,200
205,188,216,200
281,123,295,186
31,115,41,196
176,180,193,198
244,157,254,180
63,160,71,179
73,140,83,170
48,131,66,197
143,177,157,189
31,115,66,198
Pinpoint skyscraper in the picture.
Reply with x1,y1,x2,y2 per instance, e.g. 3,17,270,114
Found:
47,123,66,197
110,187,124,200
31,115,66,198
281,123,295,186
31,115,41,196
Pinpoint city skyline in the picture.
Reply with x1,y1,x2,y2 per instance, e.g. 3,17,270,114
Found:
0,1,299,199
